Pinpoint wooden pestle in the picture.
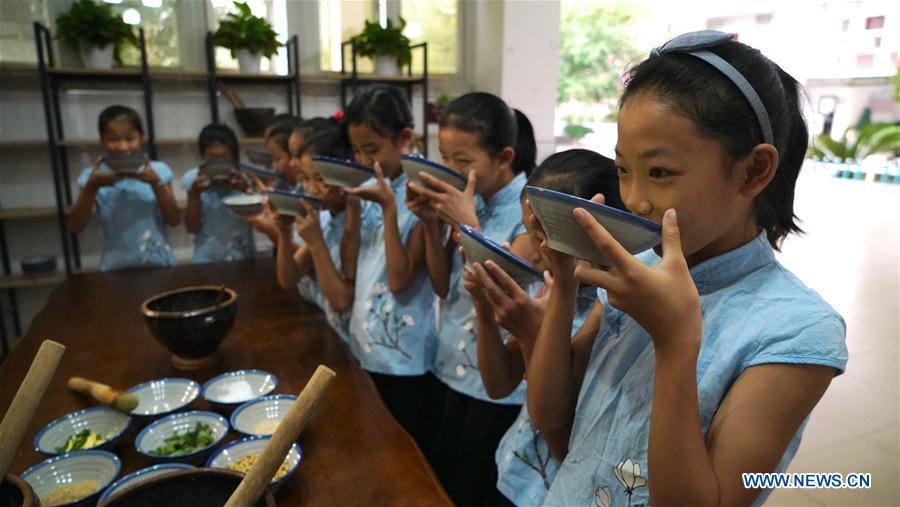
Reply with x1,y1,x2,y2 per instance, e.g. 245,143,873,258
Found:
68,377,139,413
224,364,336,507
0,340,66,477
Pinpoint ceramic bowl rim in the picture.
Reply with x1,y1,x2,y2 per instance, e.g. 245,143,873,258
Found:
140,285,237,320
201,370,278,405
33,406,132,455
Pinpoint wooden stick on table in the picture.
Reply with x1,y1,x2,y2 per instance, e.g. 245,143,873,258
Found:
225,364,336,507
0,340,66,477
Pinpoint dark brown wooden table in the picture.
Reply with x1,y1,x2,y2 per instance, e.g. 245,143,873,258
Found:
0,259,451,506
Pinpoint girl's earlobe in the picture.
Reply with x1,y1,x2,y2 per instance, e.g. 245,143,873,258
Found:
740,144,779,198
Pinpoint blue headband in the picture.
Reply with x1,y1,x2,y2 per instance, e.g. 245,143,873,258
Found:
651,30,774,145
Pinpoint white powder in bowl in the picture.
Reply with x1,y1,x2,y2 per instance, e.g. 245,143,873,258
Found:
252,419,282,435
215,380,255,403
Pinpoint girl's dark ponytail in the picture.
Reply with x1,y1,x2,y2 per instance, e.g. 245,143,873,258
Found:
512,109,537,176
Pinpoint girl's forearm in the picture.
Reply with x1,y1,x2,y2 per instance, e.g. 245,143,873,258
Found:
68,187,97,234
474,299,522,399
275,230,301,289
184,193,203,233
526,276,579,433
649,344,718,506
341,206,361,283
309,243,355,311
382,205,417,293
154,185,181,226
422,219,451,298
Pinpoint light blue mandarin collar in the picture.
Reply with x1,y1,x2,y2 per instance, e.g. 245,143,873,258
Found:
689,230,774,295
476,172,526,219
389,171,408,191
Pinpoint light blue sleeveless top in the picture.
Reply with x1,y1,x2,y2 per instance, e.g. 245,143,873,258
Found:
543,232,848,507
348,173,438,375
495,284,599,506
77,161,176,271
431,172,528,403
182,168,256,264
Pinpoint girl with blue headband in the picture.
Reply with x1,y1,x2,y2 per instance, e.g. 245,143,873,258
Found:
526,32,847,506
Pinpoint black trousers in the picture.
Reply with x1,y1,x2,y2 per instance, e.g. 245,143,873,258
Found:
425,374,521,507
369,371,432,452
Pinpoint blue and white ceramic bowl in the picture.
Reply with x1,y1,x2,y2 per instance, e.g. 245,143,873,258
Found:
97,463,194,503
313,156,375,188
205,435,302,486
401,155,467,191
22,450,120,506
524,186,662,268
134,410,229,462
230,394,297,436
223,194,264,218
202,369,277,408
126,378,200,419
33,406,132,455
458,224,543,287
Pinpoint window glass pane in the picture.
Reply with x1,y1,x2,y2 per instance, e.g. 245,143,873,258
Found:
113,0,181,68
318,0,377,72
0,0,48,63
399,0,457,74
208,0,289,74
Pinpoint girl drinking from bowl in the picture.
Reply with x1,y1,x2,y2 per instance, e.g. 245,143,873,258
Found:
405,92,536,506
461,149,623,506
182,124,255,264
245,118,302,245
526,31,847,506
68,104,179,271
275,128,356,347
339,84,438,450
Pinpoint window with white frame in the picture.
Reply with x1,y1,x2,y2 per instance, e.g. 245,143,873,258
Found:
318,0,460,75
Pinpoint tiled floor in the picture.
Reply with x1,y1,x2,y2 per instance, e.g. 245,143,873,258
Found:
766,171,899,506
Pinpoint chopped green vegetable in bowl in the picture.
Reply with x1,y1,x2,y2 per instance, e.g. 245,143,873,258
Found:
149,422,215,456
135,410,229,461
55,429,107,453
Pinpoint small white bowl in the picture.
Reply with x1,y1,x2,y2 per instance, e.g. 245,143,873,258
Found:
135,410,229,462
223,194,264,218
401,155,467,191
312,156,375,188
202,369,277,407
97,463,194,503
266,190,323,217
126,378,200,419
33,406,132,456
22,450,121,506
199,160,237,181
458,225,542,287
524,186,661,267
205,435,302,486
230,394,297,436
100,154,148,175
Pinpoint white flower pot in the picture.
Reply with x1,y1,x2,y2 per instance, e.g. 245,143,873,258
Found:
236,49,262,73
374,55,400,76
80,45,115,70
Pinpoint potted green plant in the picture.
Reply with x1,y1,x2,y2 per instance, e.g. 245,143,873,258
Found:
55,0,137,69
351,17,412,76
212,1,282,73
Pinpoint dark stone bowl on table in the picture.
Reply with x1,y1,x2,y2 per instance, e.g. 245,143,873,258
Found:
0,474,36,507
234,108,275,137
100,469,275,507
140,285,238,370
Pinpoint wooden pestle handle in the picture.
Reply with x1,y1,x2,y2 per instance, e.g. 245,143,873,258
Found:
68,376,120,405
225,365,336,507
0,340,66,477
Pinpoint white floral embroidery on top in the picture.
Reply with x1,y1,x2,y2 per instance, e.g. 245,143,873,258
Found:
613,458,647,506
594,486,612,507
